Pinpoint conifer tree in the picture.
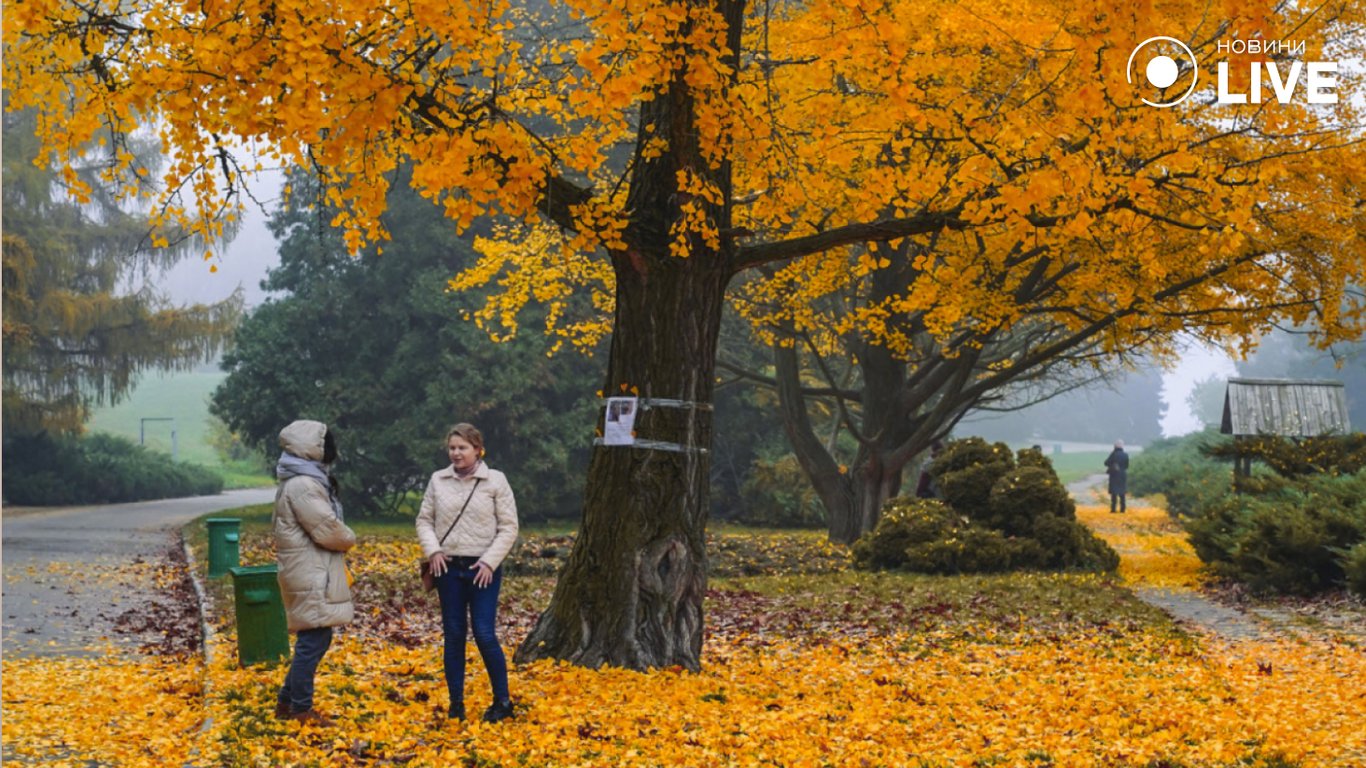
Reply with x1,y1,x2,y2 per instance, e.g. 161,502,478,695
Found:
2,108,242,433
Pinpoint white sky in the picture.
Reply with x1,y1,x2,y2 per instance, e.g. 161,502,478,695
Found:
1159,342,1238,437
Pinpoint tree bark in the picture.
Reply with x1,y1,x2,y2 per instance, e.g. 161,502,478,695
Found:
514,256,729,671
515,0,742,669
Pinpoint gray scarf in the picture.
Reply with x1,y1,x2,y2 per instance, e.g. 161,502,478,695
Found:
276,453,344,521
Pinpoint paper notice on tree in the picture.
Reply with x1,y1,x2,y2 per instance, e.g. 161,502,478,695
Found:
604,397,638,446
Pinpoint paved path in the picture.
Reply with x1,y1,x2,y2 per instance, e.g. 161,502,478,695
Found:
1066,473,1272,640
1,488,275,658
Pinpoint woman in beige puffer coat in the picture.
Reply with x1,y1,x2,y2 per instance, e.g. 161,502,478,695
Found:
273,419,356,726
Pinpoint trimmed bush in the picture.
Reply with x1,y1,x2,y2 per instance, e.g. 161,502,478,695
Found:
987,466,1076,536
855,439,1119,575
2,432,223,505
933,437,1015,519
851,498,1020,574
1186,472,1366,595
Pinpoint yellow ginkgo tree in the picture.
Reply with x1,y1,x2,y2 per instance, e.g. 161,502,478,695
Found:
7,0,1364,670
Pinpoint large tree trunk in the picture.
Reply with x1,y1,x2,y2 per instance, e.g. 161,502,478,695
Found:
515,0,743,670
514,257,729,671
825,454,905,544
775,334,919,544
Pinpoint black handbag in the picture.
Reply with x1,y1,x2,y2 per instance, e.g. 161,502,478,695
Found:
419,478,482,591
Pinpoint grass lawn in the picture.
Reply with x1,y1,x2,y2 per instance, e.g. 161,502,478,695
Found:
1046,450,1110,484
86,369,273,488
87,369,227,465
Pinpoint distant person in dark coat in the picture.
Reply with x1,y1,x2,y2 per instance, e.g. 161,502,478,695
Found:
1105,440,1130,514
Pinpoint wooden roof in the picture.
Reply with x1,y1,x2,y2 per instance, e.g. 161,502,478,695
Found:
1220,377,1351,437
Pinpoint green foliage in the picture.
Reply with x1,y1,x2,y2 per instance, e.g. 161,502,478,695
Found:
2,432,222,505
852,499,1018,574
854,441,1118,574
1343,541,1366,597
206,414,259,464
708,318,797,524
1,107,241,435
1187,473,1366,596
933,437,1015,518
1204,434,1366,478
211,171,603,519
1137,430,1366,595
1127,429,1231,517
986,465,1074,536
738,454,825,528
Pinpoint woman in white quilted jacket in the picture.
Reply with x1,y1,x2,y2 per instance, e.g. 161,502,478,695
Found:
416,423,519,723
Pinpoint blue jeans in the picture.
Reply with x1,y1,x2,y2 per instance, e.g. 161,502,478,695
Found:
433,556,509,705
278,626,333,712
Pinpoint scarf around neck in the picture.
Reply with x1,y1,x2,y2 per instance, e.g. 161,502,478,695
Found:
276,453,344,520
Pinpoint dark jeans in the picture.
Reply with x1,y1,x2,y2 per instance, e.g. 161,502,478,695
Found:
1111,493,1127,513
278,626,333,712
433,556,510,705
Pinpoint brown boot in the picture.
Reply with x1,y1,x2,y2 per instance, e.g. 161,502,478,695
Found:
275,699,292,720
285,709,335,727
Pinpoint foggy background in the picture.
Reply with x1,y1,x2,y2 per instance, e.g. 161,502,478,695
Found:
151,173,1237,441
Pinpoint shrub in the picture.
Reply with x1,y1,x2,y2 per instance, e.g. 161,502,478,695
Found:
1344,541,1366,597
987,466,1076,536
1186,472,1366,595
1230,499,1355,595
738,454,826,528
1204,433,1366,478
855,441,1119,575
852,498,1019,574
1030,513,1122,572
1128,430,1231,517
932,437,1015,519
2,432,223,505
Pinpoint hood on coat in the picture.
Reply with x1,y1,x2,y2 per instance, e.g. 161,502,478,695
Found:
279,420,328,462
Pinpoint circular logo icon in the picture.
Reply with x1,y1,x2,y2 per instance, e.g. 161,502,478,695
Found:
1126,36,1200,108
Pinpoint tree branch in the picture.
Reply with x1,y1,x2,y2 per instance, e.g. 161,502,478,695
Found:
733,208,966,270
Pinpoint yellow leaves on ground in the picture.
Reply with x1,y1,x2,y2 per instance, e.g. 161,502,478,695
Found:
9,626,1364,767
1,652,206,767
7,510,1366,766
1076,503,1207,590
215,632,1366,767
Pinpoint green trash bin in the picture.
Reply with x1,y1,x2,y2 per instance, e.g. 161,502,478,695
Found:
206,517,242,577
228,565,290,666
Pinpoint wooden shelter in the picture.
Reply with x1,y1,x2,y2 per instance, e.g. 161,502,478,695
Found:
1220,377,1351,482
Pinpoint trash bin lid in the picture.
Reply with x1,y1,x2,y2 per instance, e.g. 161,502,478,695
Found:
228,564,278,578
206,517,242,525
